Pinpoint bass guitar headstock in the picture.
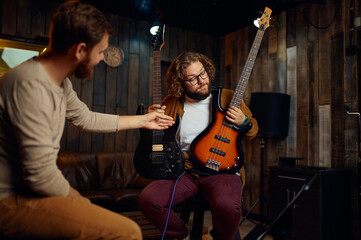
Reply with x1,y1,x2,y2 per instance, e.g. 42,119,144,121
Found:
258,7,272,31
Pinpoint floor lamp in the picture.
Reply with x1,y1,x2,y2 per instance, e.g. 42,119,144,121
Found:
241,92,290,238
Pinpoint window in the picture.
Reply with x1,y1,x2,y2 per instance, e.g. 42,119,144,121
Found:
0,38,46,77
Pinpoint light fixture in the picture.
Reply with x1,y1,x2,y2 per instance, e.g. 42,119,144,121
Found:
150,9,162,36
150,25,160,36
253,17,260,28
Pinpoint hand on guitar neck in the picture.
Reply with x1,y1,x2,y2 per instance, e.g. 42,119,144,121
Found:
147,104,167,113
225,106,248,126
142,104,174,129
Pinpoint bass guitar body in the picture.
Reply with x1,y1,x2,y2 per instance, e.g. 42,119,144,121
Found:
190,89,252,174
134,105,184,179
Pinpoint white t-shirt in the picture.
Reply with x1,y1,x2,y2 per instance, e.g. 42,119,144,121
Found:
180,94,212,152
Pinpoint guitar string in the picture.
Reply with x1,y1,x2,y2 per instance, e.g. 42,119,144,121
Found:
153,51,162,147
214,119,231,167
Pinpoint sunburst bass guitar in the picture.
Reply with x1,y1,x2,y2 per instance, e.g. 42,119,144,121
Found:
190,7,272,174
133,25,184,179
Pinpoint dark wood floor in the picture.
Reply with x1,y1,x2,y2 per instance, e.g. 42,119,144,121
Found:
122,210,273,240
203,211,273,240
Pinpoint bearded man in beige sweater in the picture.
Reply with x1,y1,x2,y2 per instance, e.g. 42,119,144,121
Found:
0,1,174,239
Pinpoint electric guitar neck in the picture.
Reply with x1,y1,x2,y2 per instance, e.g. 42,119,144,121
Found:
133,25,184,179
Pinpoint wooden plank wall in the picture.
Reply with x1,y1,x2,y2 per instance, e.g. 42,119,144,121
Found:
221,1,360,238
1,0,359,237
0,0,220,153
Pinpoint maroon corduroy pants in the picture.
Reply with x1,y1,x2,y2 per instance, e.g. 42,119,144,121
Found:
138,172,243,240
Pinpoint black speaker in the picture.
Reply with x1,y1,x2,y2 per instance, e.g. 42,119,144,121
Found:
250,92,291,139
268,167,351,240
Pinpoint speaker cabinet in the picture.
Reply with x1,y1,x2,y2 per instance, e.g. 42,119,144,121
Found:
250,92,290,139
269,166,351,240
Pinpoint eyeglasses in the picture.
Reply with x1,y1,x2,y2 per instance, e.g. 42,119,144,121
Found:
183,69,208,86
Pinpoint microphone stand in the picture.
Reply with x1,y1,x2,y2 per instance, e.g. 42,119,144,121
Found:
240,136,267,226
345,106,360,162
345,106,361,238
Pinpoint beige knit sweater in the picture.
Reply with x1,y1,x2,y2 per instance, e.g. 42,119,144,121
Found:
0,59,118,201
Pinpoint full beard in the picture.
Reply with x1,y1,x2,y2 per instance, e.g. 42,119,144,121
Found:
74,56,93,79
184,82,211,100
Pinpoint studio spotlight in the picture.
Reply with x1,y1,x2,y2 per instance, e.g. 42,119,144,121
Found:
253,18,260,28
150,9,162,36
150,25,160,35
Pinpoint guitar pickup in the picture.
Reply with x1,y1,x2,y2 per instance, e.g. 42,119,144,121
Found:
150,152,165,164
152,144,164,152
214,135,230,143
210,147,226,156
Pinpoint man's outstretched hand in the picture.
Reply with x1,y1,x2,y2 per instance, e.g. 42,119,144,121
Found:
143,104,174,130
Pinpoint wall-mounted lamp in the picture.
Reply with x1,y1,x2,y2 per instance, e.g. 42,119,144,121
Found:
150,10,162,36
253,18,261,28
150,24,160,36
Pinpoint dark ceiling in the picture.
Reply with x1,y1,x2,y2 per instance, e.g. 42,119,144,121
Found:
85,0,307,36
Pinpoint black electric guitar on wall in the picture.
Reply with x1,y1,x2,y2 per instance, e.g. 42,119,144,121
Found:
190,7,272,175
133,25,184,179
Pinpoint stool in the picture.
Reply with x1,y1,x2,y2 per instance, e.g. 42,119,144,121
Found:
180,193,241,240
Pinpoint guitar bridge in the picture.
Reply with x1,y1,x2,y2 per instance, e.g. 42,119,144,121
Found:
205,159,221,171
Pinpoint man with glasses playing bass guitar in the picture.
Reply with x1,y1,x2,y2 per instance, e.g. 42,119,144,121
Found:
138,52,258,240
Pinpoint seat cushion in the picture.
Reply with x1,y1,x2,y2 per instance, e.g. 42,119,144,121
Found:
57,152,99,190
81,189,142,212
97,152,152,189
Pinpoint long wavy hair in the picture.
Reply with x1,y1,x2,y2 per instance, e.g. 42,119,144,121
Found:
166,52,216,97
